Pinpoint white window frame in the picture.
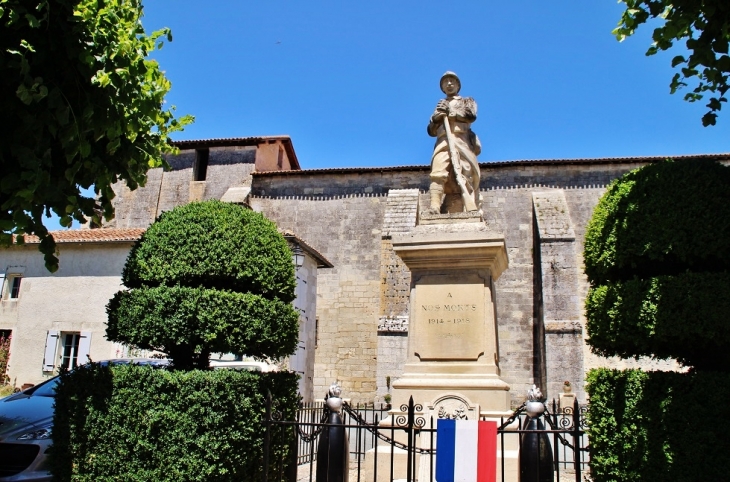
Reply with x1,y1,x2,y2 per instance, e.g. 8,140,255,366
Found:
2,266,25,300
42,330,91,372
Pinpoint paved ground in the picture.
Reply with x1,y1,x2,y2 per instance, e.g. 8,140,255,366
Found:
296,463,592,481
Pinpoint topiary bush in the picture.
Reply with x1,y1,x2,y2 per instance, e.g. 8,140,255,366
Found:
121,200,296,301
106,200,299,369
584,159,730,369
53,201,302,481
586,368,730,482
584,159,730,285
51,364,299,482
107,286,298,362
584,159,730,482
585,271,730,369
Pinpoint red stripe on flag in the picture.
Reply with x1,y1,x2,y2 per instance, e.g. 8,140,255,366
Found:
477,421,497,482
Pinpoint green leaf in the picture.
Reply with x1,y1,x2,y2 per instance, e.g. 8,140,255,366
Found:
79,141,91,157
702,111,717,126
671,55,685,67
0,0,191,272
24,13,39,28
614,0,730,126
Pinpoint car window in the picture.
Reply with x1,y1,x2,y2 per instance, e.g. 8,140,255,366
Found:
27,377,61,397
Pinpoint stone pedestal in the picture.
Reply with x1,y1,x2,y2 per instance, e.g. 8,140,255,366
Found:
390,221,511,416
368,221,517,481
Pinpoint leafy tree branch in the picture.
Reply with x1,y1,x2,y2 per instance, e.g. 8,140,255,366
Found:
0,0,192,271
614,0,730,126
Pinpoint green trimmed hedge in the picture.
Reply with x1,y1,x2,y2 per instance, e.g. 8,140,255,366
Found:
107,201,299,368
51,364,298,482
586,271,730,369
586,368,730,482
107,286,299,361
584,159,730,285
122,201,296,302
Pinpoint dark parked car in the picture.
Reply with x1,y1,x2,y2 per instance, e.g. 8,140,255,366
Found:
0,359,169,481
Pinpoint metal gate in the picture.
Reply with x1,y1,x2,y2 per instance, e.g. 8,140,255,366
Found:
261,395,589,482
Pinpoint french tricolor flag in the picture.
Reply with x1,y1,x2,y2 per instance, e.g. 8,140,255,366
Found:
436,419,497,482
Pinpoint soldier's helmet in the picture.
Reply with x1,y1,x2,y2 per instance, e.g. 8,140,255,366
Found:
440,71,461,93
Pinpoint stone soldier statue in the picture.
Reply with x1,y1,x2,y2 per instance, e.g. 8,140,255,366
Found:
427,72,482,213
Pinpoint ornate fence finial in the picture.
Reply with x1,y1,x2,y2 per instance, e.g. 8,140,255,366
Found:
328,382,342,398
527,384,543,402
526,385,545,419
326,382,343,413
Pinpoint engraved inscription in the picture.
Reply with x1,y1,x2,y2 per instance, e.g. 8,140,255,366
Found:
422,304,477,312
423,303,476,326
428,318,471,324
411,274,487,361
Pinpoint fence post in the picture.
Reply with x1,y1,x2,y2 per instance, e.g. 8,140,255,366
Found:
572,397,581,482
406,396,415,482
262,390,272,482
316,383,349,482
551,399,559,480
520,386,554,482
286,422,298,482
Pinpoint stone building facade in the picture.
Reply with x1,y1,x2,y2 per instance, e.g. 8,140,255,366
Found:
6,135,725,405
0,230,142,387
249,156,719,405
0,227,328,399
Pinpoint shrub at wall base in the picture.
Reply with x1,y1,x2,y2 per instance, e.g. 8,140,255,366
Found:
586,369,730,482
51,364,298,482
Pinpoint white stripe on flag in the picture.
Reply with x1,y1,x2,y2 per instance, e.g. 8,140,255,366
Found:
454,420,479,482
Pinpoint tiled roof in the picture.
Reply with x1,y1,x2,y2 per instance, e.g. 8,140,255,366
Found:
170,136,291,148
253,153,730,176
17,228,145,244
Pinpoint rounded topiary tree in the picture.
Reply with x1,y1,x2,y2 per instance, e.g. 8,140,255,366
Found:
584,159,730,370
106,200,299,370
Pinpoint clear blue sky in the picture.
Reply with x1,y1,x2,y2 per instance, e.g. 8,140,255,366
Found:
47,1,729,230
142,0,728,169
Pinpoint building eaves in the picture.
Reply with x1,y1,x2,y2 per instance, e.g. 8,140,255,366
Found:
170,136,301,170
14,228,145,245
252,153,730,177
280,230,333,268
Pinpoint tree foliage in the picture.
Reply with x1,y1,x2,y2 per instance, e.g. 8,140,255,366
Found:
0,0,192,271
107,286,299,364
106,201,299,370
614,1,730,126
584,159,730,369
586,272,730,370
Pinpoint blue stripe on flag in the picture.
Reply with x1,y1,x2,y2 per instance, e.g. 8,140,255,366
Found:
436,418,456,482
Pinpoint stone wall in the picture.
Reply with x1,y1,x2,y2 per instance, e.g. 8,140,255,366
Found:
108,146,256,228
250,160,673,405
102,151,723,405
250,193,388,401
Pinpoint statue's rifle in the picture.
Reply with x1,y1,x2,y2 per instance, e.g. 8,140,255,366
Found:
442,115,478,211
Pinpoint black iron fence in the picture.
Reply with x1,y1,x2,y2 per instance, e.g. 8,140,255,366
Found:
262,395,589,482
295,402,390,466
